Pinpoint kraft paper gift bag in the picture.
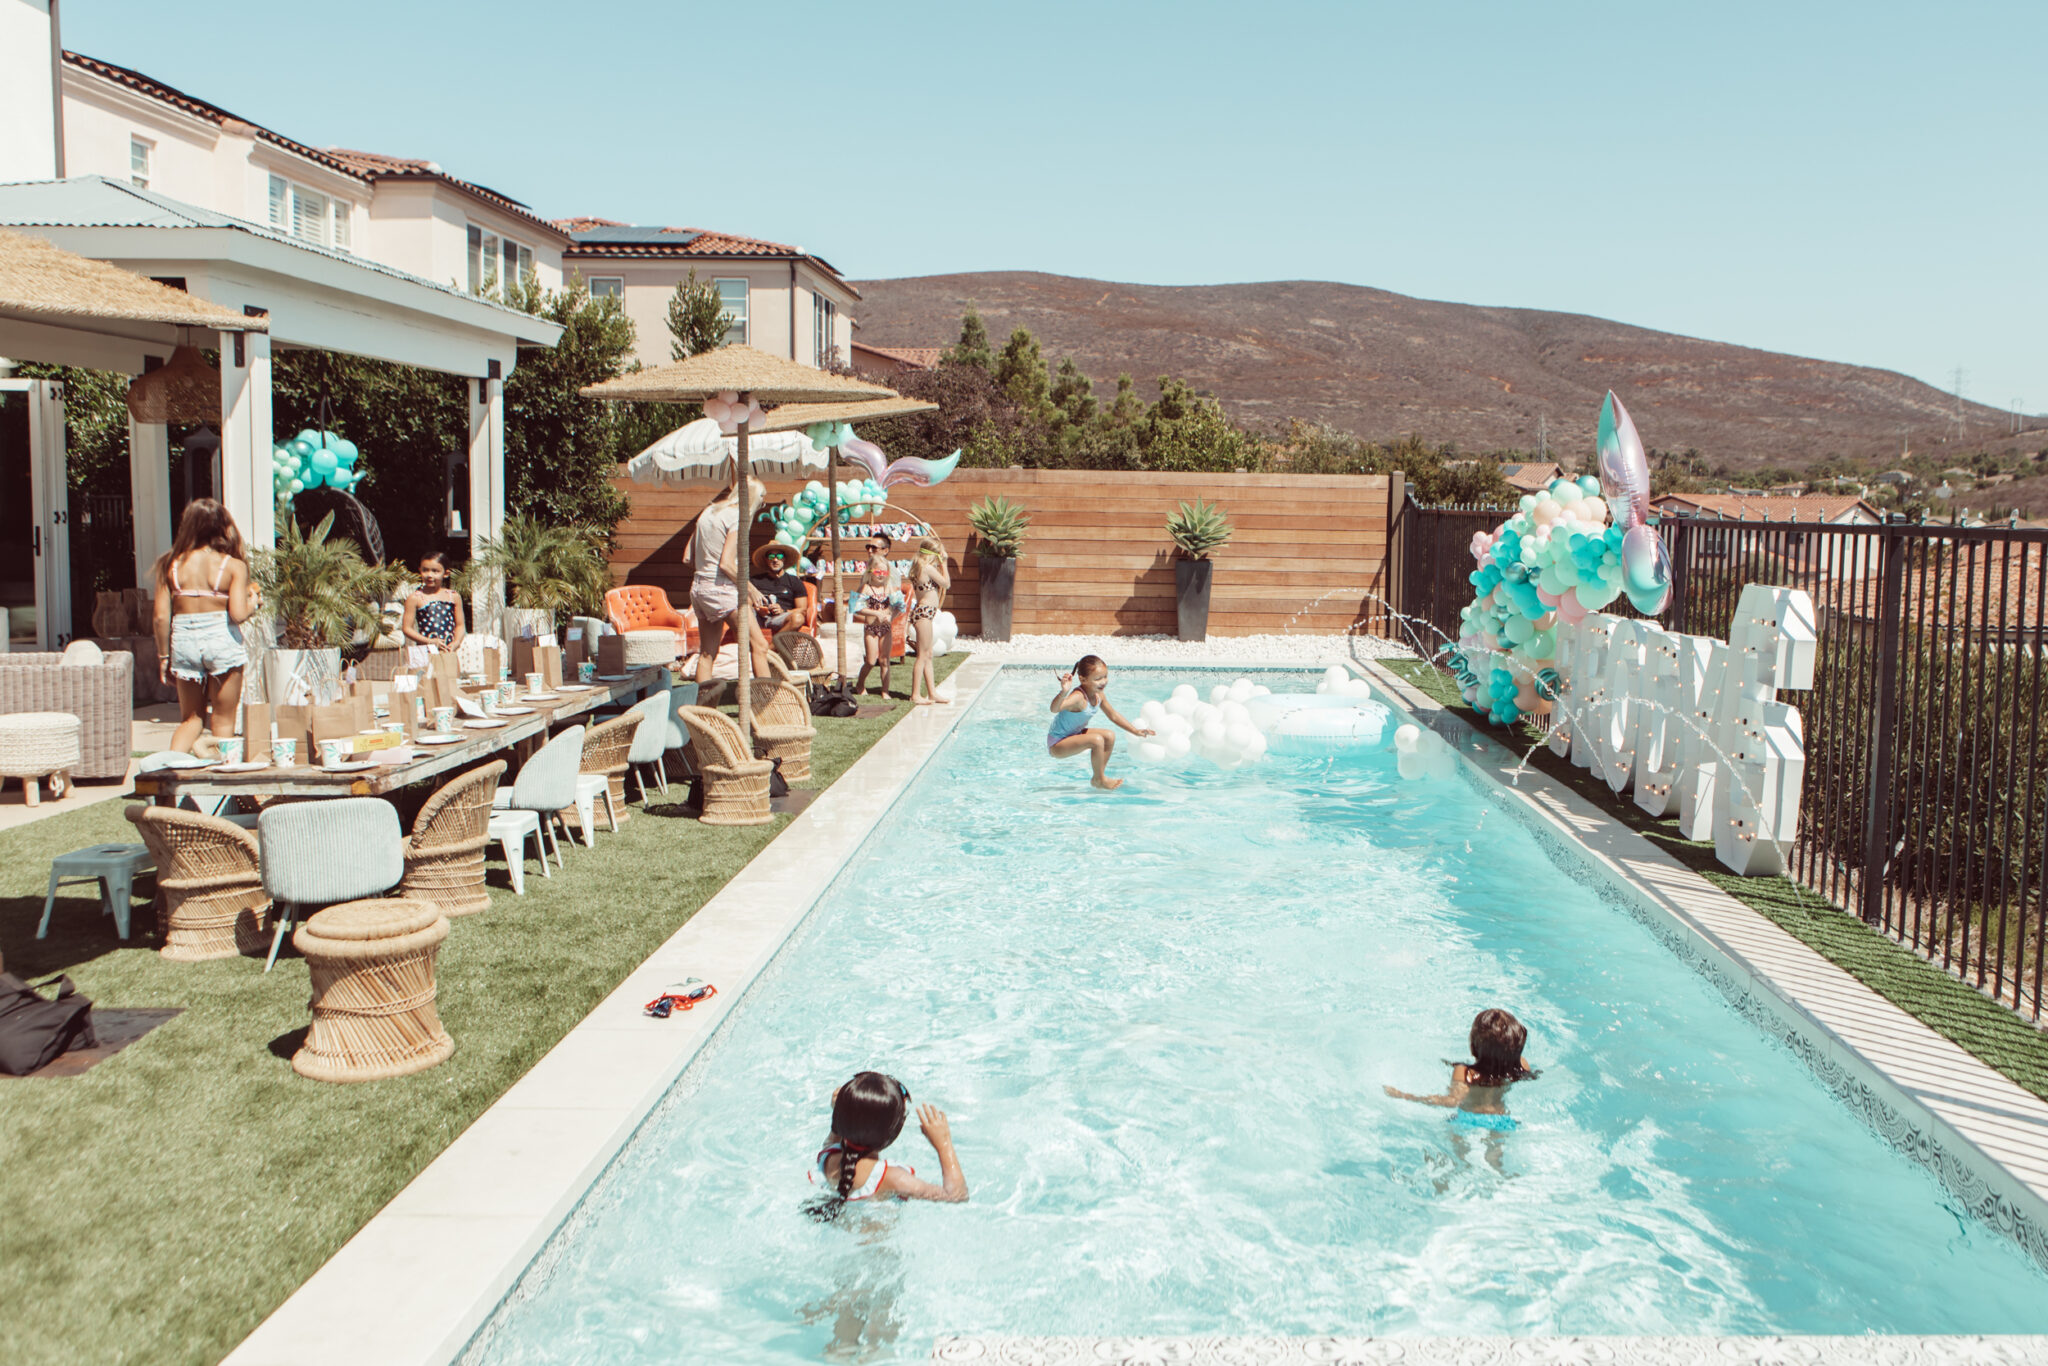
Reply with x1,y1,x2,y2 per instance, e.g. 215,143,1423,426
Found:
273,705,313,759
537,643,564,691
483,645,502,684
597,634,628,677
310,703,359,743
243,703,272,762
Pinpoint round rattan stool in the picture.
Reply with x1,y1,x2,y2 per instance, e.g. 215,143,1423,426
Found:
0,712,82,807
623,629,677,667
291,898,454,1083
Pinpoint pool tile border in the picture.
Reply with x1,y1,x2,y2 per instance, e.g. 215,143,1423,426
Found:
1355,657,2048,1272
222,659,1004,1366
931,1335,2048,1364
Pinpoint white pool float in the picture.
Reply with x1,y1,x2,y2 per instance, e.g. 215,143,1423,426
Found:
1247,692,1392,753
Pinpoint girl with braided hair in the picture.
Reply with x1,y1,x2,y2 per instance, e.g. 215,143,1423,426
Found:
808,1071,968,1213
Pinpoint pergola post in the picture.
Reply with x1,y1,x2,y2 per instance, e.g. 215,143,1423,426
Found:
128,412,172,589
219,327,274,550
469,369,506,632
735,403,754,746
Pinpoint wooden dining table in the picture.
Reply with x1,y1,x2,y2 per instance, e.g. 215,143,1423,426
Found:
132,668,661,805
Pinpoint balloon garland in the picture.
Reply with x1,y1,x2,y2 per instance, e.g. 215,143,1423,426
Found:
703,390,767,435
272,428,363,507
1454,391,1673,727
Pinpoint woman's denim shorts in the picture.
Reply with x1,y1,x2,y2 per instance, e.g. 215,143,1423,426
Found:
169,612,247,683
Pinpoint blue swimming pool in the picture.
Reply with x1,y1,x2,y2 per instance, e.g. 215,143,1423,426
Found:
469,666,2048,1363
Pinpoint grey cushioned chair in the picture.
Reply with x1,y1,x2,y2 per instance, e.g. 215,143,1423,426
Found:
625,688,671,800
258,797,404,972
491,724,584,865
664,679,702,780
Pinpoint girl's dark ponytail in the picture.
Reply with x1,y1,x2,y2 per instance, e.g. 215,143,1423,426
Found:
808,1071,909,1221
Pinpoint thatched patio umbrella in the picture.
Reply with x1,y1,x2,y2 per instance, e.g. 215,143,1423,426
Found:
753,396,939,689
580,346,893,744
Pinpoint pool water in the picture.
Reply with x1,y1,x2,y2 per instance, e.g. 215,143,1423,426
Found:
471,667,2048,1363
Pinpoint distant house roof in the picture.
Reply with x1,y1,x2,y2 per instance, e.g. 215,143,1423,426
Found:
1498,460,1560,493
557,221,855,296
1653,492,1882,524
852,342,943,371
322,149,568,242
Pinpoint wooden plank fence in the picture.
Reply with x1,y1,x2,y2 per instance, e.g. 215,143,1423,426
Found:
609,468,1402,637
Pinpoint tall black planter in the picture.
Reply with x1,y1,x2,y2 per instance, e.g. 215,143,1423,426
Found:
978,554,1018,642
1175,558,1214,641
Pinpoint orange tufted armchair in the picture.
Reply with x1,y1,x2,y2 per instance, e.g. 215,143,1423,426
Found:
606,586,698,656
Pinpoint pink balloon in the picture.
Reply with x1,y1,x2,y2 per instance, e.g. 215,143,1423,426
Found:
1535,585,1561,607
1556,592,1588,624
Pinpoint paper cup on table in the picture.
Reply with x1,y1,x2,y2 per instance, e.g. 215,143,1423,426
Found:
432,706,456,734
381,721,405,735
273,737,299,767
525,672,543,695
319,738,347,769
218,736,244,764
497,682,516,707
578,661,596,684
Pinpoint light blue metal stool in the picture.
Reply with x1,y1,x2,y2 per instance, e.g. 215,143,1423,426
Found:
40,843,156,940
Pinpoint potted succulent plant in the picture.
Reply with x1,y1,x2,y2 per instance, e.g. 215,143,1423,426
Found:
967,495,1029,643
1166,498,1233,641
467,513,612,640
252,512,399,703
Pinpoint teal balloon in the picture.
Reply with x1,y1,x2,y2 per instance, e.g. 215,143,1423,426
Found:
310,449,338,473
294,429,319,446
288,437,314,458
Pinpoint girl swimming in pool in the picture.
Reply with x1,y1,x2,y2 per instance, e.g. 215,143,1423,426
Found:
1383,1007,1536,1131
809,1071,968,1213
1047,655,1153,791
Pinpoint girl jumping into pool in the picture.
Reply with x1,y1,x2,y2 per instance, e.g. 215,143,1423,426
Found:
809,1071,968,1214
1047,655,1153,791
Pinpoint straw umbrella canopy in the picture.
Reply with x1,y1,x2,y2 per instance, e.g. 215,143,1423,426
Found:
580,347,894,745
753,397,939,688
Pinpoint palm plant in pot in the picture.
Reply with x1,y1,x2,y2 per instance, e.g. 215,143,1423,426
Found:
1166,498,1233,641
967,495,1029,642
468,513,612,641
252,512,399,703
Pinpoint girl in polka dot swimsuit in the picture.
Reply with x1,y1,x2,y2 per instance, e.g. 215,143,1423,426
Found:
401,551,467,669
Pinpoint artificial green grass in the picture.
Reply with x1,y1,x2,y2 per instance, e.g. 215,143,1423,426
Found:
1380,656,2048,1104
0,655,965,1366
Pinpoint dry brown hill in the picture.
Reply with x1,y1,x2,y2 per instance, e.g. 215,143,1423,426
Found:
851,272,2043,472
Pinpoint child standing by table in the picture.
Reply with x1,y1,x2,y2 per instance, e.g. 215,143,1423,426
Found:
401,551,466,670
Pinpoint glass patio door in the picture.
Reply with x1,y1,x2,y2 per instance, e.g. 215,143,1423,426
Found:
0,379,71,649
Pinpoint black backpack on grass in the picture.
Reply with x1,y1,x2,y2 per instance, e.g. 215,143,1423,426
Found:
0,973,96,1076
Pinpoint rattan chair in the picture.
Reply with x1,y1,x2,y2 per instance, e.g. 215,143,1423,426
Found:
126,804,269,961
678,705,774,825
399,760,506,919
773,630,822,679
563,713,636,838
746,674,817,785
291,898,453,1083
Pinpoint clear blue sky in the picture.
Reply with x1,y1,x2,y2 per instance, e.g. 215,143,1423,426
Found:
63,0,2045,412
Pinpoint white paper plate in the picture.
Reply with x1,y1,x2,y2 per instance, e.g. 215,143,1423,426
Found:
595,674,635,682
556,683,595,692
522,693,559,703
215,760,271,774
491,706,536,716
416,734,466,746
320,760,377,773
463,719,507,730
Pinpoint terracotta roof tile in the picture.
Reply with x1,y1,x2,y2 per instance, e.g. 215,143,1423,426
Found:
552,216,626,233
65,51,367,182
853,343,943,370
1654,493,1882,523
322,148,566,242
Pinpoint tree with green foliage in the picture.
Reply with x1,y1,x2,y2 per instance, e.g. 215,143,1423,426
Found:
944,305,992,371
666,269,730,361
1139,377,1262,472
1050,356,1096,430
498,273,633,534
993,327,1053,421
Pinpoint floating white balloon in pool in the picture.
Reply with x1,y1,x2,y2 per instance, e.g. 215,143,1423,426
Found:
1393,722,1459,781
1316,665,1376,699
1136,678,1270,767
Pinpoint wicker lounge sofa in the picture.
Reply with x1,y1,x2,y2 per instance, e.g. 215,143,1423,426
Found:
0,650,135,779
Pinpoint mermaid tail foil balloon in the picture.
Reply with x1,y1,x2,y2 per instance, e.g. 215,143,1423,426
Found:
1596,391,1672,616
840,438,960,490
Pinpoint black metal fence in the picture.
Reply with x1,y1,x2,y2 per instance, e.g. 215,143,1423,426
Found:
1397,502,2048,1019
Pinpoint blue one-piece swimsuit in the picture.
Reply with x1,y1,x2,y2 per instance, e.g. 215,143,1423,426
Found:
1047,696,1101,752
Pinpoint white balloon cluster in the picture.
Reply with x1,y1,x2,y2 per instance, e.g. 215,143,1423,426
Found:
1134,678,1273,768
702,390,767,436
932,610,959,655
1393,723,1459,781
1316,665,1376,699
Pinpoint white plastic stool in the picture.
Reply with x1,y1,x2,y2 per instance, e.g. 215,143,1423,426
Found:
570,773,617,848
488,809,549,895
40,842,155,940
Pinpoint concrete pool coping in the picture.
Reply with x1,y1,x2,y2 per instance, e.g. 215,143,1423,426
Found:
227,656,2048,1366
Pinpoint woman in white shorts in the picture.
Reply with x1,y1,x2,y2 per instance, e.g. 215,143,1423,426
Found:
151,499,258,753
681,476,772,688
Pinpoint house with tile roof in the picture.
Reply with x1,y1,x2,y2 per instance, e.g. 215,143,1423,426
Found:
1653,492,1882,525
850,342,943,379
557,221,858,370
1498,460,1561,494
